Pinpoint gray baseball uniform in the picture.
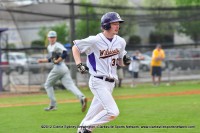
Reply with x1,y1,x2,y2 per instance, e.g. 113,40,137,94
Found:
44,42,85,107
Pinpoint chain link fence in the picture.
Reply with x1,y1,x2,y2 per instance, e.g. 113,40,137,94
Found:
1,48,200,93
1,2,200,92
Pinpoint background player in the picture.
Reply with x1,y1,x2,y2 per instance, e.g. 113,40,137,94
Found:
72,12,130,133
37,31,87,112
151,44,165,86
129,50,144,87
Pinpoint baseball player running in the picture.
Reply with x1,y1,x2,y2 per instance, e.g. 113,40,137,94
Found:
37,31,87,112
72,12,131,133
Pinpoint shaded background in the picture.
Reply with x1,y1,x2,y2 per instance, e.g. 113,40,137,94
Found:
1,0,200,92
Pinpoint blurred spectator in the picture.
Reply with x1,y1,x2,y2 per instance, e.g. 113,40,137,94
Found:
129,50,144,87
151,44,165,86
116,65,124,88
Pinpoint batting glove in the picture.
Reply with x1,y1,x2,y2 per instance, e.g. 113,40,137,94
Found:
123,55,131,66
77,63,89,74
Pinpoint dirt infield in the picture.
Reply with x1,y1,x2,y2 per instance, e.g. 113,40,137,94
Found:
0,90,200,108
0,91,45,98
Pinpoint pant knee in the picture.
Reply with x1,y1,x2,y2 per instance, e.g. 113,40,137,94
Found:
109,110,120,120
114,110,120,117
44,83,50,90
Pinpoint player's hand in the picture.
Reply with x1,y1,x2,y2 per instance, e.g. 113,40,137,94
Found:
51,52,62,64
77,63,89,74
37,59,42,63
123,55,131,66
53,58,59,64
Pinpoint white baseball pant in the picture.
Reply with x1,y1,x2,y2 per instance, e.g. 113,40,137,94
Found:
78,76,119,131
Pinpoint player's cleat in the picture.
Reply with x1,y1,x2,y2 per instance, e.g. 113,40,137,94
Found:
82,128,92,133
78,128,92,133
81,97,87,112
44,106,57,111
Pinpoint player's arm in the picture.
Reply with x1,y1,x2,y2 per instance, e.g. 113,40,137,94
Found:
72,45,82,65
118,49,131,66
72,45,89,74
139,55,145,60
152,51,158,61
156,53,165,61
160,50,165,60
53,51,67,64
118,39,130,66
133,56,140,61
37,58,48,63
118,58,124,66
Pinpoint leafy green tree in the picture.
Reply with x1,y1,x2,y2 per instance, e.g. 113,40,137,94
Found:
75,0,136,42
32,23,69,47
143,0,176,35
175,0,200,45
75,0,100,39
176,0,200,6
51,23,69,44
31,40,44,47
38,27,48,40
7,43,16,48
129,35,141,45
142,0,176,45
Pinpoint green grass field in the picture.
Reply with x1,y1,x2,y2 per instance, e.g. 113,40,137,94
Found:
0,81,200,133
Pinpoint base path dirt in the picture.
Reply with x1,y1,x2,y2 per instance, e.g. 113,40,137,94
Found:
0,90,200,108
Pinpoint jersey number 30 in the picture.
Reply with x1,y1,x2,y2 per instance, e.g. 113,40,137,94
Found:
112,58,117,66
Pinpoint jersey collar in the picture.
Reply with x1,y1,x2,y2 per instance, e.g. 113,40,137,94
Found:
99,33,117,45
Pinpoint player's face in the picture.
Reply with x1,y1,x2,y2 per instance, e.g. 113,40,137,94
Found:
110,22,120,35
48,37,57,44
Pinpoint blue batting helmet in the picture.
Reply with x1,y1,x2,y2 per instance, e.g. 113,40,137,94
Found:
101,12,124,30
